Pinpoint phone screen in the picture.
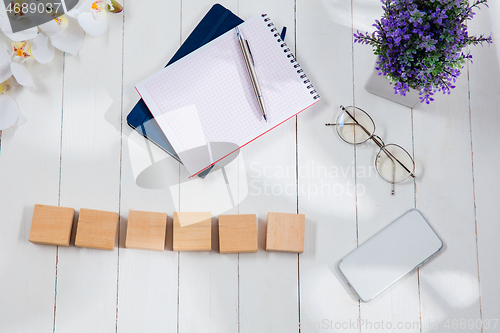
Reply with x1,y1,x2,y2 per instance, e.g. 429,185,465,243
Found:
338,209,443,302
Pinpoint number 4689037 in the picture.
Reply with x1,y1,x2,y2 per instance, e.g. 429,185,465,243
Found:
6,2,62,14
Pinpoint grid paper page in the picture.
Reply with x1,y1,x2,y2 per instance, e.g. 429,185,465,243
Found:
136,14,319,176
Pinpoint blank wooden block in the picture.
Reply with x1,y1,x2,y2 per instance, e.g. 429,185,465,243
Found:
29,204,75,246
75,208,119,251
125,210,167,251
266,212,305,253
218,214,258,254
173,212,211,251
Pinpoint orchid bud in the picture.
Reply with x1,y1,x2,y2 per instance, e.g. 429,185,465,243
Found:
107,0,123,13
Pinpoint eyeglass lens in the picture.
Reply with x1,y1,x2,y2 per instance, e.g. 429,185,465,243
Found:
336,106,375,144
376,144,415,184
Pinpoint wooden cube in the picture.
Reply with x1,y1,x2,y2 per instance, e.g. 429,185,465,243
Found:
75,208,119,251
173,212,211,251
29,204,75,246
125,210,167,251
218,214,258,254
266,212,305,253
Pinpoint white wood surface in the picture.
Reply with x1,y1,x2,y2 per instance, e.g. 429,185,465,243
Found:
297,1,359,332
352,1,421,332
238,1,299,332
469,1,500,330
116,0,180,332
54,9,123,333
0,35,64,333
1,0,499,332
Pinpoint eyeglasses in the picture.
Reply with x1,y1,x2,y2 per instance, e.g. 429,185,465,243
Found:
326,105,415,195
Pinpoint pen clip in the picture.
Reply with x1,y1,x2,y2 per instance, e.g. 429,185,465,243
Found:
245,40,255,66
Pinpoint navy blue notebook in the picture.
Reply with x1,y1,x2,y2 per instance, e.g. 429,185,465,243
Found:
127,4,244,178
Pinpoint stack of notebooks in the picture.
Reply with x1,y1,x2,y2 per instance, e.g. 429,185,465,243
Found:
128,4,319,178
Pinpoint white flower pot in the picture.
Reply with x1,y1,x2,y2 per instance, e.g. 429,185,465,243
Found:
364,67,421,108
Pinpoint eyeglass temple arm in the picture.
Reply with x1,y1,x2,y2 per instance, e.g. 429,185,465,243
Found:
339,106,415,179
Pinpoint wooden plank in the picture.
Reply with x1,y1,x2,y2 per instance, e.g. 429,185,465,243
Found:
177,171,239,331
468,3,500,328
0,41,64,332
117,143,180,331
177,1,239,332
352,0,422,330
413,32,481,332
296,0,360,331
237,0,301,332
53,11,123,333
115,0,180,331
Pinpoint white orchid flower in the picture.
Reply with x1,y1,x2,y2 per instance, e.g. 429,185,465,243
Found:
0,41,36,90
36,15,85,60
0,78,25,130
0,42,32,129
67,0,122,38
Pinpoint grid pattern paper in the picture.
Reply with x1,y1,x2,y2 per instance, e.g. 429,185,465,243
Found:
136,14,319,176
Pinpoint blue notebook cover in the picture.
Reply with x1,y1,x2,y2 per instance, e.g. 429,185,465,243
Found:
127,4,244,178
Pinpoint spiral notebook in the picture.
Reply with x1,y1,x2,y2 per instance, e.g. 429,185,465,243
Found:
136,13,320,177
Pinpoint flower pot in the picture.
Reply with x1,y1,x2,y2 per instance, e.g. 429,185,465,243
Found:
364,67,421,108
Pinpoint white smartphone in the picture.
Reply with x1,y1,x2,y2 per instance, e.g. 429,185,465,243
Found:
338,209,443,302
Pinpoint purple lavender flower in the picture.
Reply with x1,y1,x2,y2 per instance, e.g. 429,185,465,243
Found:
354,0,493,104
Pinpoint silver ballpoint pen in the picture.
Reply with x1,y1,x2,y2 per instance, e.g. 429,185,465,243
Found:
235,26,268,122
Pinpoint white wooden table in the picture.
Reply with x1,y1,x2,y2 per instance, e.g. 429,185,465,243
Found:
1,0,499,332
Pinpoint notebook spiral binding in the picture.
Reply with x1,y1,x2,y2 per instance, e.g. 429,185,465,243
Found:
262,13,319,100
